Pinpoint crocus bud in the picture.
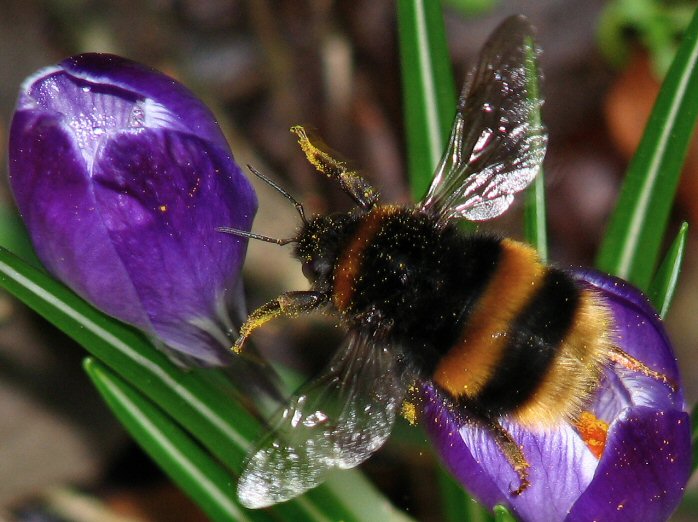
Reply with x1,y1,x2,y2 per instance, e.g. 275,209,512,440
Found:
424,269,690,522
9,53,257,366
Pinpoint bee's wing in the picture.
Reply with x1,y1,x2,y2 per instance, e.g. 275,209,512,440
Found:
419,15,547,224
237,332,405,509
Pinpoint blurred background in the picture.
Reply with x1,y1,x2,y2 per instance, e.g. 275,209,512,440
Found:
0,0,697,520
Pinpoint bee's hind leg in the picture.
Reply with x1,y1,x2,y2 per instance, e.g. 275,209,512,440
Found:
233,291,327,353
480,416,531,496
608,346,677,392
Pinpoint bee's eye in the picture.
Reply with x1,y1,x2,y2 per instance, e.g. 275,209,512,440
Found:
302,262,316,280
303,258,332,281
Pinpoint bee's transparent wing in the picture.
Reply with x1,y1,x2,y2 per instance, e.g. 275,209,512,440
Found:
419,15,547,224
237,332,405,509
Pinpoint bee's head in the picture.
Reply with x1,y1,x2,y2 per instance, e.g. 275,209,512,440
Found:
217,166,361,287
295,213,358,284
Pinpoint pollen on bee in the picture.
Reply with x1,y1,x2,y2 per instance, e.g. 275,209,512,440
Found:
575,411,609,459
401,400,418,425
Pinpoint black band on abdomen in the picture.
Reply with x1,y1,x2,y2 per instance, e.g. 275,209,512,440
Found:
472,269,580,417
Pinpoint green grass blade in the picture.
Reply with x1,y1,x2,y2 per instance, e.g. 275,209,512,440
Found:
438,467,494,522
648,222,688,318
596,7,698,289
309,472,416,522
493,504,518,522
524,170,548,262
0,245,406,521
522,31,548,261
0,245,257,466
83,358,272,522
397,0,457,199
442,0,499,17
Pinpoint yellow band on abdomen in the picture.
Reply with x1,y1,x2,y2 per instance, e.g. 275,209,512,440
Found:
433,239,545,399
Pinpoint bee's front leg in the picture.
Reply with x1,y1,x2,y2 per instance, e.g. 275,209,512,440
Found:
291,125,378,210
233,291,328,353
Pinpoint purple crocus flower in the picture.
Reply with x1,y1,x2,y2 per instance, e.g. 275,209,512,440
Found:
424,269,690,522
8,53,257,366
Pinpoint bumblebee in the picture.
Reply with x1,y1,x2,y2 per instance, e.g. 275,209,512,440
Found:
220,15,671,509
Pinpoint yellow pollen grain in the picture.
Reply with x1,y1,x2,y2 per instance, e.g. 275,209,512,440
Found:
159,205,167,212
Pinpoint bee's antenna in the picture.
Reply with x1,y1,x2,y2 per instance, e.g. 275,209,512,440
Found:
216,227,296,246
247,164,308,225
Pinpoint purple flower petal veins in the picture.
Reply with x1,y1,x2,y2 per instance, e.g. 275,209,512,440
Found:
424,269,690,522
9,54,257,365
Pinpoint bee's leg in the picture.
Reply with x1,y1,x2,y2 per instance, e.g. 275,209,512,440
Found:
482,417,531,496
608,346,677,392
233,291,327,353
291,125,378,210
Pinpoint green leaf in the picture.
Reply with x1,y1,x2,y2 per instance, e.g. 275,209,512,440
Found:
397,0,457,199
596,7,698,289
0,245,256,467
493,504,518,522
648,222,688,318
0,245,410,521
438,467,494,522
83,358,272,522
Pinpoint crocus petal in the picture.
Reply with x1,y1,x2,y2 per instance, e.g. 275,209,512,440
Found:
9,109,148,326
424,268,689,522
423,386,598,521
9,54,256,365
59,53,231,151
90,129,254,359
567,407,690,522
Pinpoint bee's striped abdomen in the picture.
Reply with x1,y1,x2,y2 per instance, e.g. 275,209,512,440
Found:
433,239,612,426
473,269,580,416
432,240,545,399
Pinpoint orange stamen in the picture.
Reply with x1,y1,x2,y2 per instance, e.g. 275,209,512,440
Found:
575,411,609,459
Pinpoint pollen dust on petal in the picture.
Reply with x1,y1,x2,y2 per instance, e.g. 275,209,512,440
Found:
575,411,609,459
